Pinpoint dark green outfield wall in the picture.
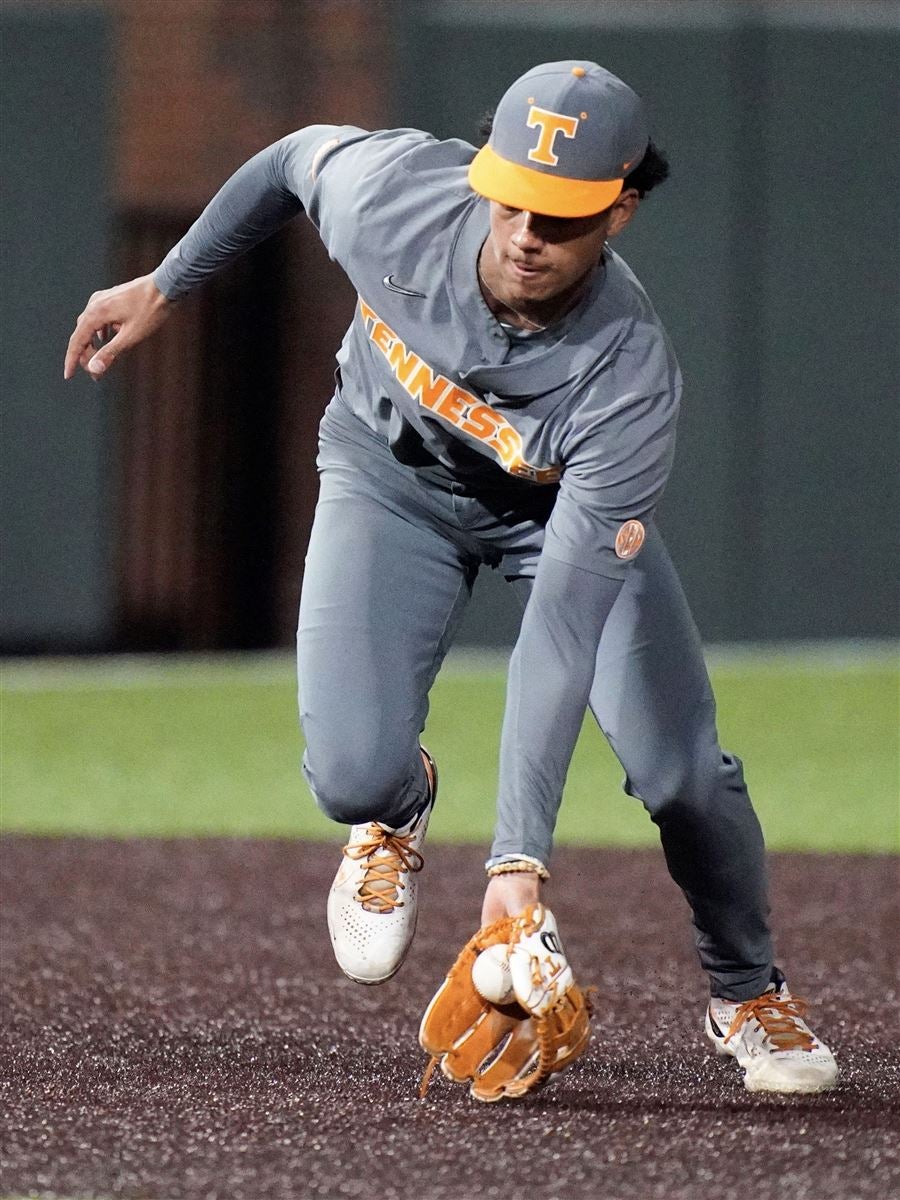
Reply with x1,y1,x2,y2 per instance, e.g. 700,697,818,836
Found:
1,5,114,650
1,3,896,651
395,2,899,644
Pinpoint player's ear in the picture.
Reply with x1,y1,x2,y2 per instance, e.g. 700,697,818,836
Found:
605,189,640,238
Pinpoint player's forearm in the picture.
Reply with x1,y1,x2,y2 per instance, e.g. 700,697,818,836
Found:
490,558,623,867
152,137,307,300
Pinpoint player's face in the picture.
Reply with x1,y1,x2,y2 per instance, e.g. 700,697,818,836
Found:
485,193,638,307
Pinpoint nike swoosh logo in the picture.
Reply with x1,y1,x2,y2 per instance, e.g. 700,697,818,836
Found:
382,274,426,298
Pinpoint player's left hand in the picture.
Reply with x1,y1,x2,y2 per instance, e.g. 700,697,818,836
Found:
481,870,542,924
419,903,591,1102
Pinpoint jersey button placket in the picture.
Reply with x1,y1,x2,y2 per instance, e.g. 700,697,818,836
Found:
477,312,508,363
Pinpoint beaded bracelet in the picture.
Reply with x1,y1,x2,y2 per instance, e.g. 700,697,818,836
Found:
486,857,550,882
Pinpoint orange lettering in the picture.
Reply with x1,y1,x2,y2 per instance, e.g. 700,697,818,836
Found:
371,320,396,354
407,361,450,411
526,106,579,166
495,425,523,465
387,339,420,387
460,403,498,441
437,387,468,424
358,297,560,485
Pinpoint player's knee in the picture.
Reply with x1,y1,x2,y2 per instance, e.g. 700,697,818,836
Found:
626,750,745,821
303,744,412,826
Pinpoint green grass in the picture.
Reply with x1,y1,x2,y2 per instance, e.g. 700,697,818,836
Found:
2,649,897,852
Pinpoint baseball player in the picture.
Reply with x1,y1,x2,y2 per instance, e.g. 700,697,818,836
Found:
66,61,837,1097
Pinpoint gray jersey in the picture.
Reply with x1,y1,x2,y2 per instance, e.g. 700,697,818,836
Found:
156,124,680,582
154,124,682,863
152,122,778,1004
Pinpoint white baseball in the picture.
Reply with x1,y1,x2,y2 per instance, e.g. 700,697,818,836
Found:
471,944,514,1004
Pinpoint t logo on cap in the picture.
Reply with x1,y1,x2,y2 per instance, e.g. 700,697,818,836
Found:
468,61,649,218
526,106,579,166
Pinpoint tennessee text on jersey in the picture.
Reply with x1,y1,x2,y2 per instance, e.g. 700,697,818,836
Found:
358,298,561,485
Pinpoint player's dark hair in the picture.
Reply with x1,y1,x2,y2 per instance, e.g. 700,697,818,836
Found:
624,142,669,197
476,109,670,199
477,110,497,145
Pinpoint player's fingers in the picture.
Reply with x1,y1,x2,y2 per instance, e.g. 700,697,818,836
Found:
72,326,113,373
64,319,97,379
86,327,131,379
65,277,166,380
64,302,108,379
91,324,114,352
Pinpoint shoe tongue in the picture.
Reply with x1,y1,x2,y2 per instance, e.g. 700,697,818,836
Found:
388,809,421,838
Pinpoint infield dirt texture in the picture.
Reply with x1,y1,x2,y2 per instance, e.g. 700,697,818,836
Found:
2,838,897,1200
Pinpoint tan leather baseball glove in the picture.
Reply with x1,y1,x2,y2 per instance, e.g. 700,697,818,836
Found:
418,902,591,1102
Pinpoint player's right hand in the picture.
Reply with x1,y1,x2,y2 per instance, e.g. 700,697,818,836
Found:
64,275,172,381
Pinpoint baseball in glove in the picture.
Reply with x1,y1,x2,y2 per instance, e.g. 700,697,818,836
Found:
418,902,591,1102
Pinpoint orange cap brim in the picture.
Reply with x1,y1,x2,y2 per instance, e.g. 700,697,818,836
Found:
468,144,624,218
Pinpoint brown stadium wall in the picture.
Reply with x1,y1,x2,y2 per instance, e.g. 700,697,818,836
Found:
2,0,897,652
3,0,388,653
110,0,391,650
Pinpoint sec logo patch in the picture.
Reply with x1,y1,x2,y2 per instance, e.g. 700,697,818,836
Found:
615,520,645,560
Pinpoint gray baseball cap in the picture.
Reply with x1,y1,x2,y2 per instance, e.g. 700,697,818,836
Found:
469,60,649,217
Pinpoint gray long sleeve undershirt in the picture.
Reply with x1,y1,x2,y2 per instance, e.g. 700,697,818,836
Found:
152,134,628,867
493,560,622,865
154,142,304,300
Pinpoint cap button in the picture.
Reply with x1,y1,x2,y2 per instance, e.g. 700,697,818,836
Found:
571,66,586,78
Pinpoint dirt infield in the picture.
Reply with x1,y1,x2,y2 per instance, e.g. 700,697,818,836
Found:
2,838,897,1200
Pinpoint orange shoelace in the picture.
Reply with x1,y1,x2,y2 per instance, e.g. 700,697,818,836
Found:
725,992,817,1052
344,824,425,914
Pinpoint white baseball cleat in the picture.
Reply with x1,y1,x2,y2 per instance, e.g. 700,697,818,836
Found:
706,969,838,1094
326,747,437,985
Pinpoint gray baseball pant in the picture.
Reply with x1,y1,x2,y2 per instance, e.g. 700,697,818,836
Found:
297,420,773,1001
